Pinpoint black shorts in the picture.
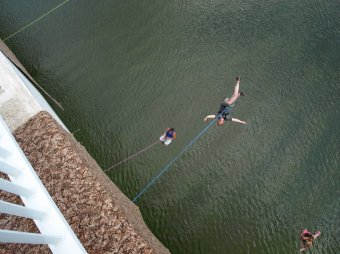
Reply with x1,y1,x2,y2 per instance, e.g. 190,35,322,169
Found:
218,104,232,121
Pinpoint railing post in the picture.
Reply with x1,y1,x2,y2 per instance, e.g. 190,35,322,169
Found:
0,160,21,177
0,200,46,220
0,230,62,245
0,178,34,197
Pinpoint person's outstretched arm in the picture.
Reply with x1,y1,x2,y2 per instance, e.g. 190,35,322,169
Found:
203,115,216,121
231,118,247,124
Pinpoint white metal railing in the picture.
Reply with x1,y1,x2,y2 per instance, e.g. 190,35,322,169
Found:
0,115,87,253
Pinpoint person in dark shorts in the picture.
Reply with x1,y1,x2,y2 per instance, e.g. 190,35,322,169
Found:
203,76,246,126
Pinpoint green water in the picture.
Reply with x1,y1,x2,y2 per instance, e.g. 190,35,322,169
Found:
1,1,339,253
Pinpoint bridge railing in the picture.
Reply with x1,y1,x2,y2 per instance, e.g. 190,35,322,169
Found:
0,115,87,253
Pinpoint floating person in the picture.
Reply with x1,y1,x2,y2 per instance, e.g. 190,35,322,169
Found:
203,76,246,125
299,229,321,252
160,128,176,146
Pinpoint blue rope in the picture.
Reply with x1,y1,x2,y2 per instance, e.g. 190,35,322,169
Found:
132,108,228,203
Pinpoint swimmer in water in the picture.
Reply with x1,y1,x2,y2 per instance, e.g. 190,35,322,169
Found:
299,229,321,252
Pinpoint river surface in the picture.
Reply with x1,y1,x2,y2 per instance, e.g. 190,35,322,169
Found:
1,1,339,253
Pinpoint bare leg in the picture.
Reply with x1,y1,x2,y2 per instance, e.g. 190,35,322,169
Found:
226,77,240,105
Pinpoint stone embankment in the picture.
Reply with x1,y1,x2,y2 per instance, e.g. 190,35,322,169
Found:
1,111,170,254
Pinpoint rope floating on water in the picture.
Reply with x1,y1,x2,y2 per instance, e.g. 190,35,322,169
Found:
105,140,160,172
132,108,228,203
3,0,69,41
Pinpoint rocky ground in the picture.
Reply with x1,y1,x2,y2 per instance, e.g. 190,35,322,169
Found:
0,111,169,254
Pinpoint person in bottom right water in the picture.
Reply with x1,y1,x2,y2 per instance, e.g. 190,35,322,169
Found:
299,229,321,252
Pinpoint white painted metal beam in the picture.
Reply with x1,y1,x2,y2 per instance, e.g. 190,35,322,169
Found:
0,160,21,177
0,200,46,220
0,230,61,245
0,178,34,197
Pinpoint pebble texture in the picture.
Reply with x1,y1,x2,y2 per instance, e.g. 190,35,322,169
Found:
1,111,170,254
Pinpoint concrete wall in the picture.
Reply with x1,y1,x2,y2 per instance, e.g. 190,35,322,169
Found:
0,50,67,131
